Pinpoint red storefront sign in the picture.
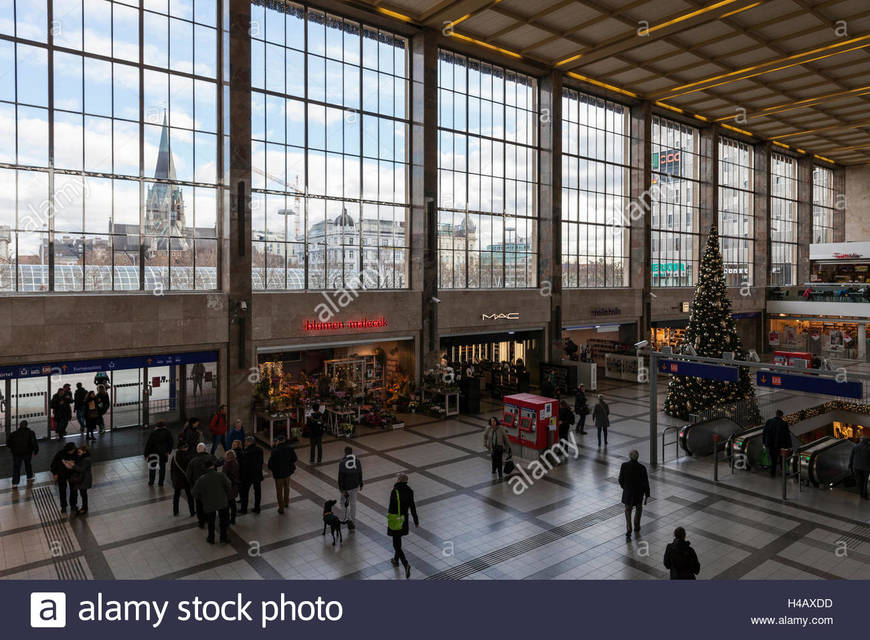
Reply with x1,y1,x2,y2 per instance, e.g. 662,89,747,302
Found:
303,317,388,331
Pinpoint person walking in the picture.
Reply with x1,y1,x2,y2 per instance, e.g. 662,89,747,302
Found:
208,405,228,455
227,419,245,450
73,383,88,434
387,473,419,579
762,409,793,477
191,460,232,544
483,417,511,480
223,449,240,525
95,385,110,435
267,434,297,514
618,449,650,541
170,440,196,516
8,420,39,486
849,434,870,500
65,445,93,516
238,436,264,514
143,420,174,487
593,394,610,447
663,527,701,580
50,442,78,514
558,400,574,462
307,407,325,465
574,384,589,434
187,443,217,527
83,391,100,441
337,446,363,530
50,387,72,440
181,417,203,451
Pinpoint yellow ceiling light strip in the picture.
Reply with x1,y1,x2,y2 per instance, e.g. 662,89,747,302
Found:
567,72,637,98
655,101,684,114
659,33,870,96
714,84,870,122
663,41,870,100
449,32,523,59
694,114,709,122
647,0,742,34
444,13,472,30
555,53,583,67
772,117,870,140
376,7,413,22
815,154,835,163
721,123,754,136
772,141,791,149
720,1,762,19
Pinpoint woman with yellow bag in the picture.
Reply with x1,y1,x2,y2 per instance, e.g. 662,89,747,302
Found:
387,473,419,579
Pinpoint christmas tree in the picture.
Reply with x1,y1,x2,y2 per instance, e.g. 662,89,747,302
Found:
663,225,758,420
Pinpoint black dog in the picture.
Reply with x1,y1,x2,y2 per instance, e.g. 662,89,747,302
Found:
322,500,343,545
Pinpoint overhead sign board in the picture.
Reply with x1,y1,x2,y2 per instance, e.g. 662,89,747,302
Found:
0,351,218,381
659,359,739,382
756,371,863,399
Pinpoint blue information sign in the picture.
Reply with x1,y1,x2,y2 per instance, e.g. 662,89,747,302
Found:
0,350,218,381
756,370,863,399
658,359,739,382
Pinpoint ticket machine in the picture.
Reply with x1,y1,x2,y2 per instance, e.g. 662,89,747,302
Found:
502,393,557,458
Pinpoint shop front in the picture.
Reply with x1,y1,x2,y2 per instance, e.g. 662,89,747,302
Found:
767,315,867,361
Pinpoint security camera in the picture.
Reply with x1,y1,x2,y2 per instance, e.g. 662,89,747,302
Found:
431,297,441,304
239,300,248,311
634,340,649,350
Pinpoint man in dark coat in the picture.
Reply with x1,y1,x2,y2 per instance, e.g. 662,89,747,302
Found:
95,385,110,435
387,473,419,579
170,440,196,516
849,434,870,499
592,394,610,447
307,407,325,465
73,383,88,433
187,443,217,527
64,446,93,515
8,420,39,486
238,436,264,514
267,434,297,514
762,409,793,477
181,417,203,451
50,442,78,513
557,400,575,463
663,527,701,579
191,460,232,544
574,384,589,434
50,387,72,440
144,421,174,487
338,446,363,529
618,449,650,541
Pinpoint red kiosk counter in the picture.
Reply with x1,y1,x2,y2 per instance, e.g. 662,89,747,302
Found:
502,393,558,458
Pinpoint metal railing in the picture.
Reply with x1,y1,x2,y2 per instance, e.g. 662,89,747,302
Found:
661,425,682,463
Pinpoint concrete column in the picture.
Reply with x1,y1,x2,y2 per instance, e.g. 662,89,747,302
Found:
797,156,813,285
411,30,439,376
539,71,562,363
225,0,254,424
845,165,870,240
754,143,771,286
859,323,866,361
833,166,846,243
699,124,718,246
630,101,652,342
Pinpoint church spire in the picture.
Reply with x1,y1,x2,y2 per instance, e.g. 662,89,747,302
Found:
154,109,176,181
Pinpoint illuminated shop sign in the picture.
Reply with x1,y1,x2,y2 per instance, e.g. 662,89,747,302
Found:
652,262,686,275
833,421,867,439
303,317,388,331
651,149,681,183
832,253,862,259
481,313,520,320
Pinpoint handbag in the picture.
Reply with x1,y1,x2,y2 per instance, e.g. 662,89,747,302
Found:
387,489,405,531
503,454,516,476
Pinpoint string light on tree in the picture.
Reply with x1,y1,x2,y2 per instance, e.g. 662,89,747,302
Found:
664,225,759,420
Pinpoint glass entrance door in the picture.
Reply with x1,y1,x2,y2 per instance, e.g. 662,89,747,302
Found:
112,368,142,429
10,377,50,439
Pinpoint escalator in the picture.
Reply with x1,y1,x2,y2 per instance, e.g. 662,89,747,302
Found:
797,436,855,488
679,418,743,457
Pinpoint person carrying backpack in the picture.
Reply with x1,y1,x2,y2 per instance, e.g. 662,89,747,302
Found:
663,526,701,580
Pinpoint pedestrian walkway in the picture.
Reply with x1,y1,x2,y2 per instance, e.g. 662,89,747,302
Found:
2,379,869,580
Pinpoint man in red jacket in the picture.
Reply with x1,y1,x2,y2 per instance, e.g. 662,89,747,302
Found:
209,404,228,455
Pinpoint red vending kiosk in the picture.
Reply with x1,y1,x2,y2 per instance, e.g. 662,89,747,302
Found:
502,393,557,458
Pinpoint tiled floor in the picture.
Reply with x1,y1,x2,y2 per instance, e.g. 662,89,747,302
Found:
2,375,870,581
